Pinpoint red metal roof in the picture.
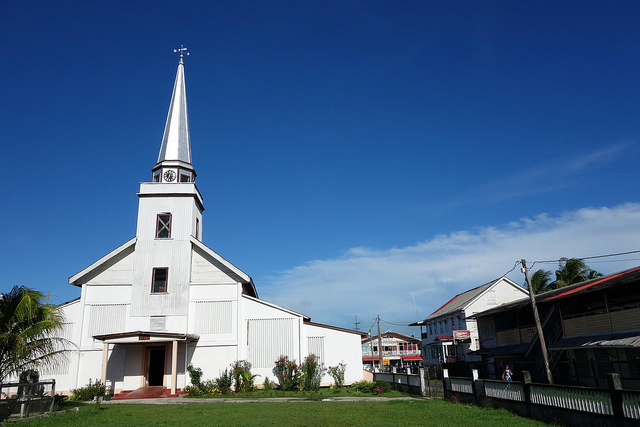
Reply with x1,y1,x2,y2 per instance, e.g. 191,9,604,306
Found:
544,266,640,301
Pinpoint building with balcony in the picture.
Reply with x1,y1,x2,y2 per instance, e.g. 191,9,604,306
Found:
410,277,528,373
471,266,640,389
362,331,421,372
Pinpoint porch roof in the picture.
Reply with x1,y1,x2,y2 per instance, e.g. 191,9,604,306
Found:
549,332,640,350
93,331,199,344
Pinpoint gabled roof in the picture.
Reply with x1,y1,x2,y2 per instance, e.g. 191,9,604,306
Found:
410,276,524,325
68,236,257,298
242,294,309,321
68,237,137,286
305,320,366,336
190,237,252,283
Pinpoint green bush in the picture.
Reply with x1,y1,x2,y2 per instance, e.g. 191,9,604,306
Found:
71,379,106,401
349,380,389,394
263,377,274,392
300,354,325,391
187,364,203,386
215,368,234,394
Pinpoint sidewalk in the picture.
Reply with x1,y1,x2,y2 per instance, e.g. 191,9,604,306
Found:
100,396,425,405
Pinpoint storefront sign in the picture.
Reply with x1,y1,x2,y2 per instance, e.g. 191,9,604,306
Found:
453,330,471,341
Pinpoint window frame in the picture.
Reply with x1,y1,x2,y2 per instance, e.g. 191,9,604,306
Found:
151,267,168,293
156,213,172,239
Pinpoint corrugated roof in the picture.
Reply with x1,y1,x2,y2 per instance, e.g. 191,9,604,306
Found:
424,278,501,321
549,331,640,350
540,266,640,302
470,265,640,319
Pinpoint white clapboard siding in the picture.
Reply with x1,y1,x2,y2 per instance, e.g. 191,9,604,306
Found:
247,318,298,369
88,304,128,337
190,246,239,284
307,336,325,364
194,301,233,334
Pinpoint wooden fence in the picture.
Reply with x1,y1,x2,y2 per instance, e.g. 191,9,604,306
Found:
0,380,56,421
443,369,640,427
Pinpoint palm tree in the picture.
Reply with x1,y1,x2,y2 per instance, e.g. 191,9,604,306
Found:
529,269,553,294
0,286,69,382
554,258,602,288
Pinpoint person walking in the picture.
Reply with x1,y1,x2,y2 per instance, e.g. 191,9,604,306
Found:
502,364,513,382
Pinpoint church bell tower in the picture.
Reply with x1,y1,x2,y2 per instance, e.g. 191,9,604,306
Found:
130,46,204,319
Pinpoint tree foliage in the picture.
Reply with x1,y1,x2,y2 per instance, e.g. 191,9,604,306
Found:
0,286,69,382
554,258,602,288
529,269,553,294
527,259,603,294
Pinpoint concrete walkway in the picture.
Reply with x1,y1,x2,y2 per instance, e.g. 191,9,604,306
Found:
100,396,426,405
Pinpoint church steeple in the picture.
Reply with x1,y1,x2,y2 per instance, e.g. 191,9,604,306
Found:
152,46,195,183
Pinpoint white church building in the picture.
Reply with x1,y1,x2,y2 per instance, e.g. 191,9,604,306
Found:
51,50,364,395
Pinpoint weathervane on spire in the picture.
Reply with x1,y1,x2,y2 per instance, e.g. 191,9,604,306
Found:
174,45,189,61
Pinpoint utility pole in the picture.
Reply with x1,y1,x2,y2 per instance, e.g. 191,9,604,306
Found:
355,315,360,331
45,290,58,305
377,315,384,372
522,259,554,384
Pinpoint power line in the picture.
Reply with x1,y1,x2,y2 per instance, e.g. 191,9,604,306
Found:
530,249,640,267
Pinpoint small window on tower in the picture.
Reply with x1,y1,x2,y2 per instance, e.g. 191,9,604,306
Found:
156,213,171,238
153,173,161,182
180,174,190,182
195,218,200,240
152,268,168,293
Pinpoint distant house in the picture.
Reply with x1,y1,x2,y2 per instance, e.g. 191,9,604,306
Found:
410,277,528,371
361,331,421,373
470,266,640,389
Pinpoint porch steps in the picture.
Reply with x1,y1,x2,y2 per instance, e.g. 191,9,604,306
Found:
111,386,183,400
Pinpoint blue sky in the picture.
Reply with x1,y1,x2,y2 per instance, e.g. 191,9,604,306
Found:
2,1,640,336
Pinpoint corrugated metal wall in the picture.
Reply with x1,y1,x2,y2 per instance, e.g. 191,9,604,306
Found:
246,318,298,368
307,336,325,364
194,301,233,334
88,304,128,337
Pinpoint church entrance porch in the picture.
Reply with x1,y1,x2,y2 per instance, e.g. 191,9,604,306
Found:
94,331,198,395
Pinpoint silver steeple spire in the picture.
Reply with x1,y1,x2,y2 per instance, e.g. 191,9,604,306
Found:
153,46,195,183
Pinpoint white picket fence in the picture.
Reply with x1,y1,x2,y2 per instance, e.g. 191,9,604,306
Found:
484,380,525,402
529,384,613,415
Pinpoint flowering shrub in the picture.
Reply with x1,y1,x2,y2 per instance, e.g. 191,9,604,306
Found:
183,380,218,397
374,385,385,396
231,360,257,393
273,355,300,391
300,354,326,391
327,362,347,388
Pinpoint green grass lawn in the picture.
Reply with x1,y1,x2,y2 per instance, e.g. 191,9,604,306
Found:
21,399,547,427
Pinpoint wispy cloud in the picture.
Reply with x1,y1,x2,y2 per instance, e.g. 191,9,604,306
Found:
260,203,640,333
438,141,634,211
